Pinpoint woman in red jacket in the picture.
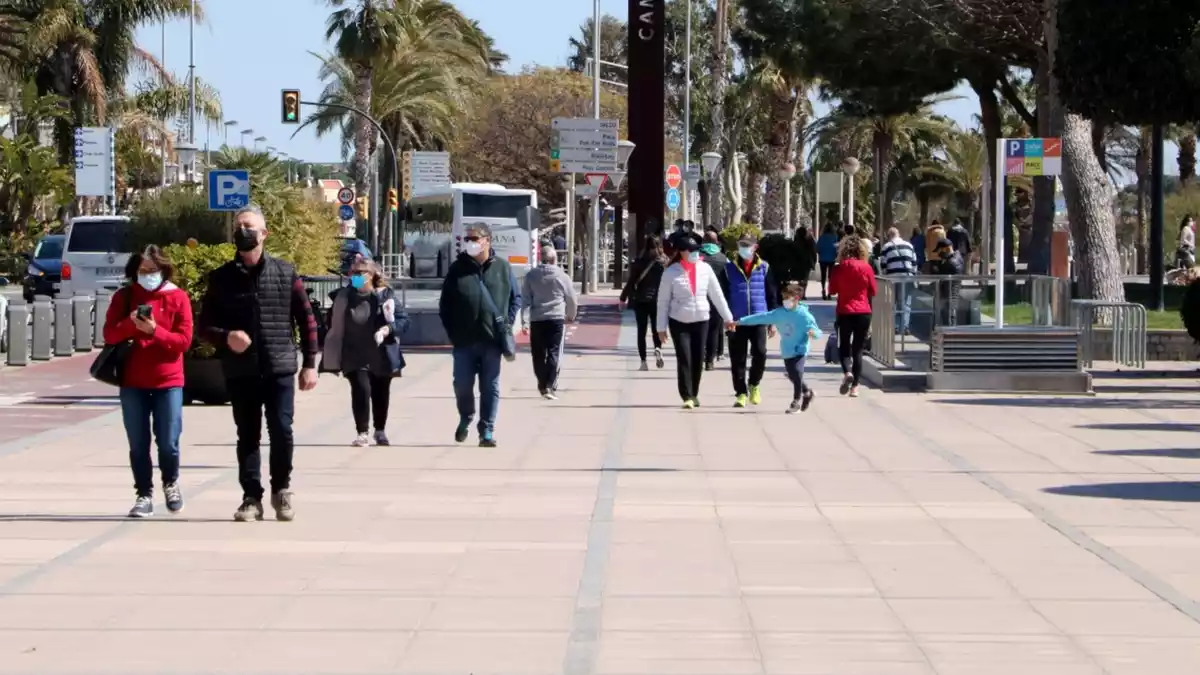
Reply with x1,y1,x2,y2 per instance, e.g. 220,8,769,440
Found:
102,245,194,518
828,236,877,398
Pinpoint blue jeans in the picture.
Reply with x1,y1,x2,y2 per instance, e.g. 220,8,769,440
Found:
119,387,183,497
452,342,502,434
894,278,913,333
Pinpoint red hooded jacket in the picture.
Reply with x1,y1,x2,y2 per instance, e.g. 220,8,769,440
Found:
102,282,194,389
828,258,877,316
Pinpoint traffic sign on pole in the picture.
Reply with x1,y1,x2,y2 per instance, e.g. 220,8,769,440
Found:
550,117,619,173
665,164,683,190
207,170,251,211
584,173,608,191
338,204,355,221
337,187,355,205
666,188,681,212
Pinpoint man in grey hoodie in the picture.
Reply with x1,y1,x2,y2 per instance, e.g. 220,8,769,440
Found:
520,246,579,399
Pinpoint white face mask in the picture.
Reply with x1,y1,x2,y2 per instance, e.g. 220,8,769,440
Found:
137,272,162,292
686,252,700,263
738,246,755,260
464,241,484,257
783,299,798,310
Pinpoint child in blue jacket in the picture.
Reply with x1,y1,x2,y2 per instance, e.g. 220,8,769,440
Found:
735,282,822,413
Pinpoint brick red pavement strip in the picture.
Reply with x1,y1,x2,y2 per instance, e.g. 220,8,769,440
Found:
0,356,121,446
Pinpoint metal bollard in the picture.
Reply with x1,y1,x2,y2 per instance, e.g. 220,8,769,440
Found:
31,298,52,360
5,301,28,366
53,297,73,356
93,291,112,348
73,295,94,352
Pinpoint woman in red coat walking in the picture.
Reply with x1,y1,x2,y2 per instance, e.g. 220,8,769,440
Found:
828,236,877,398
102,245,193,517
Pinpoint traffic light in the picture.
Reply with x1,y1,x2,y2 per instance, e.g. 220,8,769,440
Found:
281,89,300,124
355,196,368,219
387,188,398,213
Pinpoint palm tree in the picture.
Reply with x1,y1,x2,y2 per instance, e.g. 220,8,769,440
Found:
566,14,627,84
917,129,986,235
808,98,957,230
707,0,730,229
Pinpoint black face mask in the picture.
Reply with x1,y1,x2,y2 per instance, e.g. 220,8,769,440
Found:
234,227,260,252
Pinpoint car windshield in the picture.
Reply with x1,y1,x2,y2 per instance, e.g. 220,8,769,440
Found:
34,238,64,259
66,220,129,253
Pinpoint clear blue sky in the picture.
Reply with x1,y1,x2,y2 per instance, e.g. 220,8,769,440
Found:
139,0,1122,169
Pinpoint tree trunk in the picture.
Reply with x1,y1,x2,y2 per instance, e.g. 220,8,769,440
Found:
1179,132,1196,186
1062,113,1124,302
919,195,930,230
1029,56,1057,275
762,87,793,231
707,0,729,229
883,169,901,230
1092,123,1108,175
351,63,375,251
1135,128,1150,273
728,155,744,224
871,127,892,234
744,172,765,224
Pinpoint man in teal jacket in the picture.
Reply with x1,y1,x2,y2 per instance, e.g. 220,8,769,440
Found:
439,223,521,447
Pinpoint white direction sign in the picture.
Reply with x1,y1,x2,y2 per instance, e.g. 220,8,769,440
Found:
402,151,451,200
551,117,619,173
74,127,113,198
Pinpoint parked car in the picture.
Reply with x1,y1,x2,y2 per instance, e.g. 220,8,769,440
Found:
22,234,65,302
60,216,132,298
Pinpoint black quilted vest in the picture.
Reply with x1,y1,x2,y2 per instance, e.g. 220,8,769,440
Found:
207,253,298,378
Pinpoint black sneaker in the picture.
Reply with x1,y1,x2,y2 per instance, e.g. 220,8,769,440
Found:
128,495,153,518
704,362,715,371
839,374,853,396
233,497,264,522
271,490,295,522
801,390,815,412
786,400,803,415
479,431,497,448
164,482,184,513
454,418,471,443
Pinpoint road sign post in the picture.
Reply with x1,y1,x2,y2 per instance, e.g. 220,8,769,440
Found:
337,187,355,205
207,170,251,211
666,188,681,213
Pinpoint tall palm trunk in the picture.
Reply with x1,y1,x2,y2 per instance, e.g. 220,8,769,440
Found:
762,86,793,231
351,62,375,250
1179,131,1196,186
744,171,765,224
1135,128,1150,273
871,126,892,233
707,0,729,229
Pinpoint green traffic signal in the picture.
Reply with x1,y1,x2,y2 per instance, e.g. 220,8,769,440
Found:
281,89,300,125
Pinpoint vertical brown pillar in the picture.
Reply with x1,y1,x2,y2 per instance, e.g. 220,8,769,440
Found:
628,0,666,245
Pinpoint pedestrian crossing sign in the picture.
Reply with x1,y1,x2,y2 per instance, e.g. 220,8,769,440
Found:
1004,137,1062,177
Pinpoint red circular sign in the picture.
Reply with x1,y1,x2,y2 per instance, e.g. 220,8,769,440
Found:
665,164,682,190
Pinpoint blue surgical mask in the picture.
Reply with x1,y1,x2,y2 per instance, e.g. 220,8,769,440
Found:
783,299,798,310
738,246,754,260
137,272,162,292
349,274,368,289
686,252,700,263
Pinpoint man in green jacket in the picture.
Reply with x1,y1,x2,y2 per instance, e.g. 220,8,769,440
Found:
439,223,521,447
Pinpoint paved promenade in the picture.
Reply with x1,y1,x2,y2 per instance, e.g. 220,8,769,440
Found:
2,298,1200,674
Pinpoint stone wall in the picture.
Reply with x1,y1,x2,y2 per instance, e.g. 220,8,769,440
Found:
1089,328,1199,362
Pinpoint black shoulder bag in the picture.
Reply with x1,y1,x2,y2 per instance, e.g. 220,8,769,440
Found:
90,289,134,387
477,276,516,362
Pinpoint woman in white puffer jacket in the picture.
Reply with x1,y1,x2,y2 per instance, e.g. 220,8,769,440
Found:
656,232,734,409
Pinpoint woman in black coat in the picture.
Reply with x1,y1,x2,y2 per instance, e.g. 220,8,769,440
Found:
620,235,668,370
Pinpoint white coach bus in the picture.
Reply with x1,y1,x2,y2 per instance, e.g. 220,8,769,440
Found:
404,183,540,279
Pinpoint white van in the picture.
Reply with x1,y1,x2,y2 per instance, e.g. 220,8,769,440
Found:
60,216,132,297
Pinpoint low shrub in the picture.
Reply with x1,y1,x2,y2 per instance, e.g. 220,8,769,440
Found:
163,242,236,358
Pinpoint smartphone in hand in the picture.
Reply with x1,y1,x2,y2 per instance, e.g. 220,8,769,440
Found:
136,305,152,320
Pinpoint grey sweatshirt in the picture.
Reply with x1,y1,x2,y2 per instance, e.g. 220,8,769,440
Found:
521,264,579,324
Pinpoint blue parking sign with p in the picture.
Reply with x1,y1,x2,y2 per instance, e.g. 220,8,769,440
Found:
208,170,251,211
1006,140,1025,158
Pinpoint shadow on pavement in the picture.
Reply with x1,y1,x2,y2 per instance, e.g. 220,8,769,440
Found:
1077,422,1200,433
1093,384,1200,395
935,397,1200,410
1043,481,1200,502
1093,448,1200,459
0,514,232,523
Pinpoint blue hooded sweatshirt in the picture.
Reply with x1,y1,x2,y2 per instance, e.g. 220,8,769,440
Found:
737,303,822,359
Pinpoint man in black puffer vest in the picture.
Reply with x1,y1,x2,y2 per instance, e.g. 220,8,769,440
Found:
439,222,520,448
198,205,320,523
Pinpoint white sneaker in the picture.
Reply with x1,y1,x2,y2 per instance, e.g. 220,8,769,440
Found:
654,348,664,369
849,385,860,398
351,433,370,447
542,391,558,401
639,361,649,371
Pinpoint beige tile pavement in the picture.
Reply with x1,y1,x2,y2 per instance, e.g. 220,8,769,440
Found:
0,310,1199,673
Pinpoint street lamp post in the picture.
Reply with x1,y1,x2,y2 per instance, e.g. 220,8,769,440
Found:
254,136,267,150
223,120,237,147
841,157,860,231
701,151,722,230
240,129,253,147
779,162,796,236
187,0,196,180
610,140,636,290
174,142,197,184
587,0,602,294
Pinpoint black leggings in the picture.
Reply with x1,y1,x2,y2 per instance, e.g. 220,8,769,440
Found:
783,355,812,400
668,318,708,401
705,311,725,365
819,262,834,293
837,313,873,386
633,302,662,361
347,370,392,433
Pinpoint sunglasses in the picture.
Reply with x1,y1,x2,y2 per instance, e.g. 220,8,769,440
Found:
464,235,487,242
